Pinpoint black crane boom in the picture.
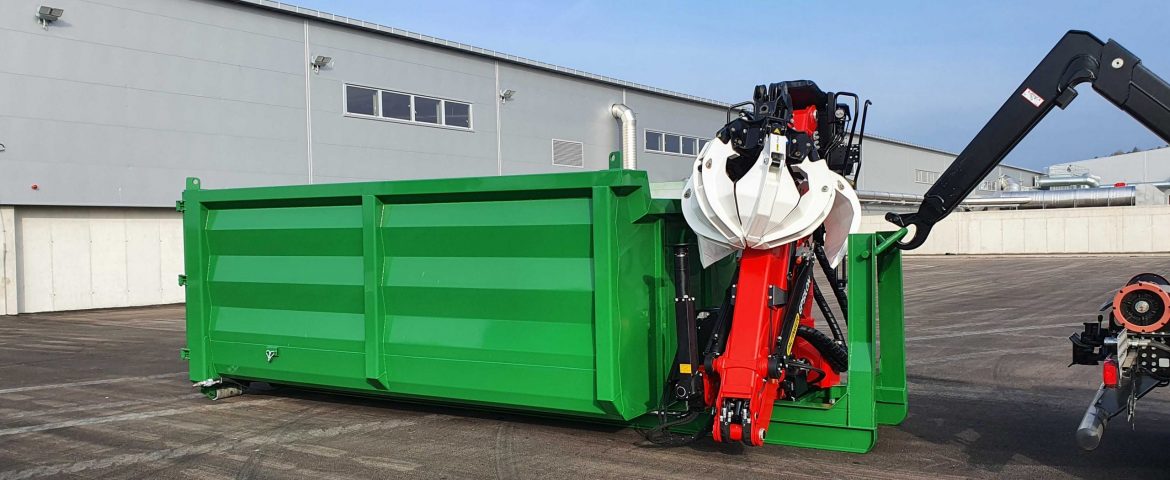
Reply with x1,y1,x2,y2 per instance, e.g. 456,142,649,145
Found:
887,30,1170,250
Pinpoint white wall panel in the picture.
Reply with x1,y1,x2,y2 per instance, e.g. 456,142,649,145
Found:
16,211,54,313
125,219,163,307
15,207,182,313
89,218,129,308
0,207,17,314
49,216,95,311
158,214,185,302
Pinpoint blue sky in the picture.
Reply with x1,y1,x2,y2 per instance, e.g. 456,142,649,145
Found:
293,0,1170,170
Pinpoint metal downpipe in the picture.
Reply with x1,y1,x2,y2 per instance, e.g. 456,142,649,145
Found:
611,104,637,170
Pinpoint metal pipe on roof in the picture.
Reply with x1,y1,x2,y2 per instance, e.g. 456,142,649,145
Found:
960,196,1033,206
1036,174,1101,189
967,187,1135,209
611,104,637,170
857,187,1135,209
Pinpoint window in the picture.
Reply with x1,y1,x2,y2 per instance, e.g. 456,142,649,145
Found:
915,169,941,184
645,129,705,157
664,134,681,154
381,91,411,120
414,96,441,124
344,84,472,130
346,86,377,116
645,131,662,151
444,101,471,128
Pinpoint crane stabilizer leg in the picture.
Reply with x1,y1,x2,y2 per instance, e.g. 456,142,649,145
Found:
887,30,1170,250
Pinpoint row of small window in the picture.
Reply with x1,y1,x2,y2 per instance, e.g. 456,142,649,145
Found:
914,169,941,184
345,85,472,129
645,130,708,156
918,169,997,190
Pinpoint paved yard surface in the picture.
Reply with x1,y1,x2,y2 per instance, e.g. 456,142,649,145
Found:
3,256,1170,479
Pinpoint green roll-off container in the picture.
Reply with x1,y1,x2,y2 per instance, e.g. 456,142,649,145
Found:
180,169,731,421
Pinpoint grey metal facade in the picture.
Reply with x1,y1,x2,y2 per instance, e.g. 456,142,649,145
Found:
0,0,1037,208
856,136,1039,196
1054,146,1170,184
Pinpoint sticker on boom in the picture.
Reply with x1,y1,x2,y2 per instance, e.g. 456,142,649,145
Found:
1022,88,1044,107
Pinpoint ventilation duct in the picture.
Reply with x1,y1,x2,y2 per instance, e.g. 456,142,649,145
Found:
610,104,636,170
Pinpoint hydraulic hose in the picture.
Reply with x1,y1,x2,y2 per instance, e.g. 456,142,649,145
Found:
811,280,844,343
797,325,848,373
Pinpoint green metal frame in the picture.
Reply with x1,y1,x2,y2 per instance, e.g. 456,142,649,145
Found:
759,230,908,453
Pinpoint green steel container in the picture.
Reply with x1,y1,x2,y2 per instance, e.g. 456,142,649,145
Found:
181,168,907,453
181,169,729,421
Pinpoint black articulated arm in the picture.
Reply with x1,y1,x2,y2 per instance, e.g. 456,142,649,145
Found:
887,30,1170,250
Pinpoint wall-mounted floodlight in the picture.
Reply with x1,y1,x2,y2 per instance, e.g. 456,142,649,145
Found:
310,55,332,74
37,5,63,30
500,89,516,104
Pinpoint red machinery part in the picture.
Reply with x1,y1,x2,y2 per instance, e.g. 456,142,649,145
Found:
1103,357,1119,388
711,246,791,445
791,105,819,137
708,243,843,446
1113,281,1170,333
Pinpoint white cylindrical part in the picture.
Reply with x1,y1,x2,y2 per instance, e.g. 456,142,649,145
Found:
611,103,637,170
1076,386,1108,451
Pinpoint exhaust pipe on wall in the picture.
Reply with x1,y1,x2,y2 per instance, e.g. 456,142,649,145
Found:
611,104,637,170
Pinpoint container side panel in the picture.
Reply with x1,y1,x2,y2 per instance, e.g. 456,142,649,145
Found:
186,170,664,420
380,197,603,414
204,204,366,385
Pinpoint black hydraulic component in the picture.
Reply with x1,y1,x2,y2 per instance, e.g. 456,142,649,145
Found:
719,80,872,178
852,99,872,185
702,265,738,373
796,325,848,373
776,255,815,356
1069,321,1110,366
644,245,709,447
810,280,844,343
812,242,848,319
669,245,702,403
887,30,1170,250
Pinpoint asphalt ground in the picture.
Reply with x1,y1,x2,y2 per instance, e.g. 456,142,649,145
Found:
3,256,1170,479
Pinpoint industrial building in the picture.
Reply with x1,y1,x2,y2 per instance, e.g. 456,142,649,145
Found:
1050,145,1170,185
0,0,1102,314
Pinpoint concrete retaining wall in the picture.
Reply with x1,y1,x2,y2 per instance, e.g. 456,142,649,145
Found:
860,205,1170,255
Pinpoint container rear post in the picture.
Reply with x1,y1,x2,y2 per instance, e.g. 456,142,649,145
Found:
362,195,389,389
591,186,619,415
181,177,214,384
874,231,908,425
